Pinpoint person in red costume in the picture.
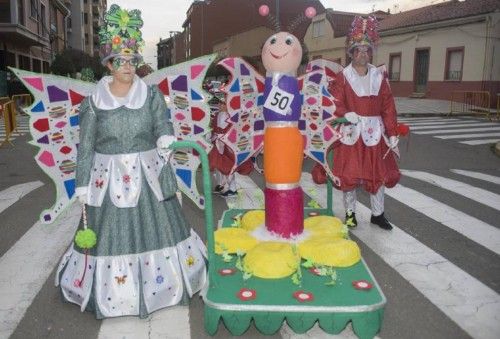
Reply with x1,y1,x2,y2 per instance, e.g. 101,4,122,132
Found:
331,16,400,230
209,99,237,197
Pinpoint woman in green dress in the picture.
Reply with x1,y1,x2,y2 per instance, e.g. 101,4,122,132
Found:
55,4,206,319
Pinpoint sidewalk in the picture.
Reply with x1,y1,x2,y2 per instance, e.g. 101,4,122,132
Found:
395,97,451,116
395,97,500,156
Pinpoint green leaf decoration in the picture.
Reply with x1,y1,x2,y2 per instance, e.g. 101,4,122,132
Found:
302,259,314,268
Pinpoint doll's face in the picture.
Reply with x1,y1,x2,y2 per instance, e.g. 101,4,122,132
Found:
261,32,302,73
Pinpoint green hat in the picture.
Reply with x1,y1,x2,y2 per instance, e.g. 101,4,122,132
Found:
98,4,145,65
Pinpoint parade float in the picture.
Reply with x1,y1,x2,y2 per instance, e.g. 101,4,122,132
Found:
201,6,386,339
10,4,386,338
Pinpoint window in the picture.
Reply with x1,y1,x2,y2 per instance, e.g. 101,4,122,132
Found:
445,47,464,81
312,20,324,38
32,59,41,72
0,0,11,23
389,53,401,81
84,13,88,24
30,0,37,18
17,0,24,25
40,3,46,36
18,54,31,71
85,33,89,45
43,61,50,73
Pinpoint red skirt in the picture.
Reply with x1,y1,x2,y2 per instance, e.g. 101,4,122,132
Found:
208,145,253,176
332,140,400,194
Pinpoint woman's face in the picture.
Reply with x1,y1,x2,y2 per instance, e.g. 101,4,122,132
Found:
107,56,139,83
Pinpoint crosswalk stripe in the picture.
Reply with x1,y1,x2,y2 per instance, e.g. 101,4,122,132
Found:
410,123,499,130
414,127,500,134
0,203,81,339
405,120,467,126
385,184,500,255
98,305,191,339
225,173,264,210
300,173,500,339
451,169,500,184
436,132,500,139
402,170,500,211
460,139,500,145
398,117,455,121
0,181,44,214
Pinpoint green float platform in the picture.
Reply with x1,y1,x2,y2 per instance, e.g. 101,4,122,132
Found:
202,209,386,338
169,141,386,338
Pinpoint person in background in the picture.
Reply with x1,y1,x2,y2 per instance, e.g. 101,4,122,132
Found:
210,98,237,197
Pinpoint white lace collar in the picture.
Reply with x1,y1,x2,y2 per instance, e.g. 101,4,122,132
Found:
343,63,383,97
92,75,148,110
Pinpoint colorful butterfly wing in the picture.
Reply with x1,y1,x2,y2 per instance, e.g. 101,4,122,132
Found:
144,54,216,209
217,57,265,174
10,67,95,223
300,59,344,179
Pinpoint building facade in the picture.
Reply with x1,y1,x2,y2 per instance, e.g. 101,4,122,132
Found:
66,0,105,57
158,0,325,68
0,0,70,73
303,9,359,66
375,0,500,106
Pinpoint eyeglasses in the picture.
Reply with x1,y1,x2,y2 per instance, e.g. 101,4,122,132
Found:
354,47,370,55
112,57,140,68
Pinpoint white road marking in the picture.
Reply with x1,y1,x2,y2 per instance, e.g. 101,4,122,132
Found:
460,139,500,145
0,181,44,214
224,173,264,210
301,173,500,339
401,170,500,212
414,127,500,134
450,170,500,184
410,123,499,130
0,203,81,339
98,305,191,339
436,132,500,139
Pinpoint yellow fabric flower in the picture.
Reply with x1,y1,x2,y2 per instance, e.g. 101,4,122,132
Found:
299,236,361,267
304,216,344,238
244,242,299,279
240,210,265,231
214,228,258,254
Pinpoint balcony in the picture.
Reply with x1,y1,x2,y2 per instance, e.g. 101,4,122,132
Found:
0,23,50,47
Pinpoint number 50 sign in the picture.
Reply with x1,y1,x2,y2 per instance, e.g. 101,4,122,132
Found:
264,86,294,116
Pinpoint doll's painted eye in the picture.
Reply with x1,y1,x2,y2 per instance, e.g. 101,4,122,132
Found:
270,36,277,44
285,36,294,45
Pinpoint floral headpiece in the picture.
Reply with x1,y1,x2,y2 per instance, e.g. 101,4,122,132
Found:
98,4,145,65
346,16,380,55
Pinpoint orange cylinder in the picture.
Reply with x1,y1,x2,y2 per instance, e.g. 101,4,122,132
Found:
264,127,303,184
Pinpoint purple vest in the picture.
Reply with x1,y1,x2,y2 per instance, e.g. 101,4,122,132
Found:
263,74,302,122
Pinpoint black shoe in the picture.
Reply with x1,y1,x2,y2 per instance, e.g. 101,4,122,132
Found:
370,213,393,230
221,190,237,197
345,211,357,228
213,185,224,194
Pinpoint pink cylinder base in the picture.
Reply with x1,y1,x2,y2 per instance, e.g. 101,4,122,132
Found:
264,187,304,238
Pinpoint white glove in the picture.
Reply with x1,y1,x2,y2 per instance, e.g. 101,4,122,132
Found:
157,135,176,161
389,136,399,149
344,112,360,124
75,187,88,204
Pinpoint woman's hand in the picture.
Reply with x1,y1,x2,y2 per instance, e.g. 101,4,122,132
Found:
157,135,177,161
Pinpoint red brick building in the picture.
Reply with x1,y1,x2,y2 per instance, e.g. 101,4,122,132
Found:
158,0,325,68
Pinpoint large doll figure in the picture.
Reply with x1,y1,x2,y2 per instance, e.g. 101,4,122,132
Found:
55,5,206,319
261,31,305,237
331,16,400,230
